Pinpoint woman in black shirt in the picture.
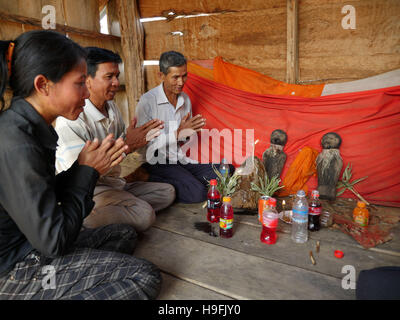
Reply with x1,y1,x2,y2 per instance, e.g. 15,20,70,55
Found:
0,30,161,299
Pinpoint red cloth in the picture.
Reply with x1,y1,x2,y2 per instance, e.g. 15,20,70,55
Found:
183,73,400,207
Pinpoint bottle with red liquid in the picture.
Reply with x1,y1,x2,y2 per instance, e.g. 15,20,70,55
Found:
260,197,279,244
308,190,322,231
207,179,221,223
220,196,234,238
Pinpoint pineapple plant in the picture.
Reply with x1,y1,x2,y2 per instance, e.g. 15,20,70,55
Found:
206,164,241,198
250,174,284,197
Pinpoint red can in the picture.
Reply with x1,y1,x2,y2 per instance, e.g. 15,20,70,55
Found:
258,196,270,223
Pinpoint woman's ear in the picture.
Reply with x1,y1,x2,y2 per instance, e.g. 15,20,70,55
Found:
33,75,50,96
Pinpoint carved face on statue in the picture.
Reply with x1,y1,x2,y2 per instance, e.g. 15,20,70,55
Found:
270,129,288,146
321,132,342,149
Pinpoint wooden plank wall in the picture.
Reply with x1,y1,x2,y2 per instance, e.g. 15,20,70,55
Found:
299,0,400,84
0,0,129,125
139,0,400,89
1,1,399,115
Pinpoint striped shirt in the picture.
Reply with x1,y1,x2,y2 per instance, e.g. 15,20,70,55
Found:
55,99,126,190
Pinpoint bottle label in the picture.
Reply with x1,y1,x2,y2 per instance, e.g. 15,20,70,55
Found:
220,218,233,230
309,207,322,216
207,199,221,209
292,209,308,223
354,215,368,227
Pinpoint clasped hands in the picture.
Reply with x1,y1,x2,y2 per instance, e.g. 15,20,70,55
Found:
77,118,163,175
176,113,206,140
77,114,206,174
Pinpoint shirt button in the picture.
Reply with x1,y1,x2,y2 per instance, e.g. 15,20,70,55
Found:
33,277,37,281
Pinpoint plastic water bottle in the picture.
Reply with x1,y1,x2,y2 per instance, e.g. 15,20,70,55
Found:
260,197,279,244
219,158,230,178
220,196,234,238
291,190,309,243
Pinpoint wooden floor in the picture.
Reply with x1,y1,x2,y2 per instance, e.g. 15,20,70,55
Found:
134,202,400,300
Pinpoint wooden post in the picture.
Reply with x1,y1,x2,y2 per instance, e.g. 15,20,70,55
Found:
286,0,299,84
106,0,121,36
116,0,144,120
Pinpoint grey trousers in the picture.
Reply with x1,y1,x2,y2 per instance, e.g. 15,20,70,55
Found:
0,224,161,300
84,181,175,232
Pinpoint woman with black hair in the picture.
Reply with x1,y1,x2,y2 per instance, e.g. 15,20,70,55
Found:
0,30,161,299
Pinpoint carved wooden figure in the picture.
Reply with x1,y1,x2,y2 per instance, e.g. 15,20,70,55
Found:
316,132,343,201
262,129,288,180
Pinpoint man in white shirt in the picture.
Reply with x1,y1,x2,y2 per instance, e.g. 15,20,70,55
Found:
55,47,175,232
136,51,229,203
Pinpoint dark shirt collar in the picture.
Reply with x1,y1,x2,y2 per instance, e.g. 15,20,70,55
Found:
10,97,58,150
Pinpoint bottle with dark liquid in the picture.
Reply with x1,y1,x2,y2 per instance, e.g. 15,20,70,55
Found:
207,179,221,223
308,190,322,231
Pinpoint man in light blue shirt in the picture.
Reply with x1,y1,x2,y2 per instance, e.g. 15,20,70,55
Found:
136,51,232,203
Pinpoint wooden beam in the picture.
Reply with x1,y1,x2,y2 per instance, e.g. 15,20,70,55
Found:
106,0,121,36
117,0,145,119
99,0,110,13
286,0,299,84
0,10,120,42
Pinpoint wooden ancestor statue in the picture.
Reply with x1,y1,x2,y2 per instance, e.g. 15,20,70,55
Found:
316,132,343,201
262,129,288,179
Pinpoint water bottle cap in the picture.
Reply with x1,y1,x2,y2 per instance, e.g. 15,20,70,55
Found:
221,158,227,164
210,179,217,186
297,190,306,197
223,196,231,202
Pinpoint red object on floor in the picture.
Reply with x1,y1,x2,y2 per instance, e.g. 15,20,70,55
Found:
334,250,344,259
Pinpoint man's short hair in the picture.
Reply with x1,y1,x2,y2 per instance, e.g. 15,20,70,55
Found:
159,51,187,75
85,47,122,78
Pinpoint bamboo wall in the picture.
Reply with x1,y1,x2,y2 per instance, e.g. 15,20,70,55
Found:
139,0,400,89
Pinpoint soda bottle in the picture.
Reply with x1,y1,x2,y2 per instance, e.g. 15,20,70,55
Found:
219,158,230,178
258,196,270,224
260,197,279,244
291,190,309,243
308,190,322,231
353,201,369,227
220,196,234,238
207,179,221,223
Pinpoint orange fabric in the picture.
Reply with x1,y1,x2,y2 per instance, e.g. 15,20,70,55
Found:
184,73,400,207
278,146,319,197
213,57,325,97
187,62,214,81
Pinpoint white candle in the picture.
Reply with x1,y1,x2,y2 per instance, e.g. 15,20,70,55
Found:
252,139,260,164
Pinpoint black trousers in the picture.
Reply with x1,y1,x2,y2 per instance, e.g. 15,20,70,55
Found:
143,162,234,203
356,266,400,300
0,224,161,300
